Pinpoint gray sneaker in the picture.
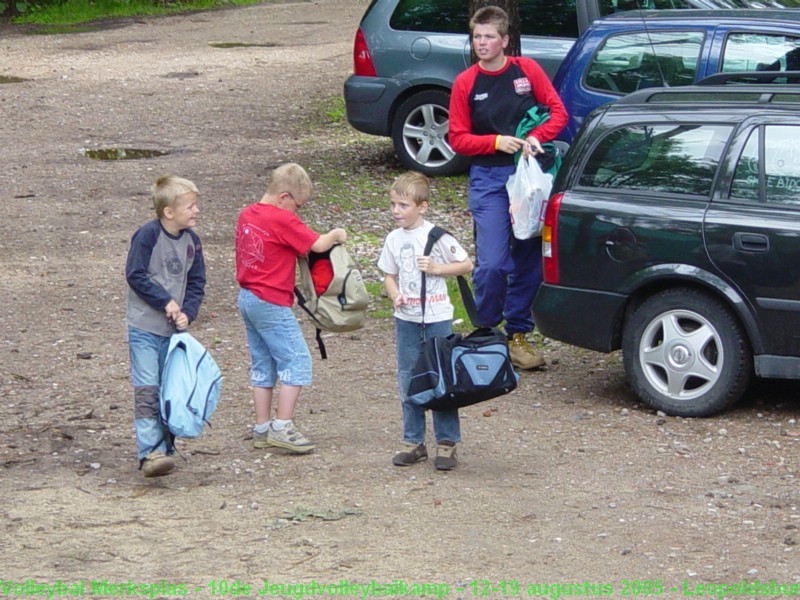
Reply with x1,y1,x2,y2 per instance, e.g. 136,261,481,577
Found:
434,442,457,471
392,442,428,466
266,422,315,453
141,451,175,477
252,428,269,449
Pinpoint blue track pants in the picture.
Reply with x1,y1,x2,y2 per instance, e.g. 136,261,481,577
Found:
468,164,543,334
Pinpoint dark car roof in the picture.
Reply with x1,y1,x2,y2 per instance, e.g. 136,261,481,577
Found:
615,83,800,106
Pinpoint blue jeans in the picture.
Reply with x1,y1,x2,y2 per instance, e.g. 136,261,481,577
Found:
128,326,174,462
469,164,543,334
395,318,461,445
238,288,312,387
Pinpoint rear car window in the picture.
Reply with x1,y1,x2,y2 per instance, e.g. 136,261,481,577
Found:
722,32,800,73
389,0,581,37
584,31,703,94
579,123,733,195
731,125,800,205
390,0,467,34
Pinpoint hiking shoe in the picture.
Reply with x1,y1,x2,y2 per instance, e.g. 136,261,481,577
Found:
266,422,315,453
392,443,428,466
141,451,175,477
509,333,546,370
252,428,269,449
434,442,458,471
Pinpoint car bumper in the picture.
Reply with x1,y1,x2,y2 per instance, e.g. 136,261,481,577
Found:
343,75,409,137
533,284,627,353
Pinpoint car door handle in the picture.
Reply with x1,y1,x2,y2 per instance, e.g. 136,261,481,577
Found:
733,232,769,253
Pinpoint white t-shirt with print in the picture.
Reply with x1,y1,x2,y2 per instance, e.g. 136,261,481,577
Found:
377,220,469,324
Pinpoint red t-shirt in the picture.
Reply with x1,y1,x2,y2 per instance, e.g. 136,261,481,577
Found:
235,203,320,307
449,56,568,166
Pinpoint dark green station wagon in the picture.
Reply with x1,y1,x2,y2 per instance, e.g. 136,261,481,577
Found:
532,81,800,417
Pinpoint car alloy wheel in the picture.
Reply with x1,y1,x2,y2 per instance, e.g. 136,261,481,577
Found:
623,289,752,417
391,89,470,177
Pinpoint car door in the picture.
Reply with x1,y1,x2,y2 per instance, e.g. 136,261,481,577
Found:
704,116,800,358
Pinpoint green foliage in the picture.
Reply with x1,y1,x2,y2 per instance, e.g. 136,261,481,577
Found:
324,95,346,124
366,279,473,329
366,282,393,320
10,0,265,24
447,276,474,332
1,0,29,18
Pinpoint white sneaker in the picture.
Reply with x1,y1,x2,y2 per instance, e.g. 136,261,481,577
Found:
266,422,315,453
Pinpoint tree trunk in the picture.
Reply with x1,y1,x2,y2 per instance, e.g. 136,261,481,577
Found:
468,0,521,61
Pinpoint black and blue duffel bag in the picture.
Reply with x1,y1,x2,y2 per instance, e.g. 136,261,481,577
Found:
407,227,519,411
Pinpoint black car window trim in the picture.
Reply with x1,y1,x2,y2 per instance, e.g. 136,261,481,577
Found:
727,125,763,203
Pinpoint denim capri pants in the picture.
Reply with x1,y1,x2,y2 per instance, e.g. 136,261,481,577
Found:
238,288,312,387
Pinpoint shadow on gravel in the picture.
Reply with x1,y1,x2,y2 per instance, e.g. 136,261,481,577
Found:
742,378,800,414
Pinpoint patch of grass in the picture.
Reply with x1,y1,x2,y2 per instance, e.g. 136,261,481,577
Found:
303,94,347,128
448,276,474,332
315,172,388,212
13,0,269,25
366,278,474,329
323,95,346,124
366,281,393,320
430,175,470,211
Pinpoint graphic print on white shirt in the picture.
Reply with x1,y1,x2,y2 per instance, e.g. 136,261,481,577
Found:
377,221,469,324
399,243,419,295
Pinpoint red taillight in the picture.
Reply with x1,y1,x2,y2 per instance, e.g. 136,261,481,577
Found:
542,192,562,285
353,28,377,77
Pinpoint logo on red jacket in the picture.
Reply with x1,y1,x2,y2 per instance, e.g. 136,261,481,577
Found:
513,77,531,95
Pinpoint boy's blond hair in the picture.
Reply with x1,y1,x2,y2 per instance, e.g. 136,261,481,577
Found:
266,163,314,200
470,5,509,37
152,175,199,218
391,172,430,206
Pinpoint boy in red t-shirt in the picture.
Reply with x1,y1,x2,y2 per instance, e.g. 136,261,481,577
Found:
235,163,346,453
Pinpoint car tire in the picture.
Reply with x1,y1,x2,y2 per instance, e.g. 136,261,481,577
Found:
391,89,470,177
622,289,752,417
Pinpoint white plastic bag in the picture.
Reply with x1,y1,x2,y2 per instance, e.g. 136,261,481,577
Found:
506,155,553,240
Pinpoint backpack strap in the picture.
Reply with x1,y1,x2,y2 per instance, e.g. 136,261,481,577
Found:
422,226,480,328
294,286,328,360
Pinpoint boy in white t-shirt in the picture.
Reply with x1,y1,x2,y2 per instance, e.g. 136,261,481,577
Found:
378,172,474,471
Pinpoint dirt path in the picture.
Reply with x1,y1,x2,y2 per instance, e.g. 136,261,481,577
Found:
1,1,799,596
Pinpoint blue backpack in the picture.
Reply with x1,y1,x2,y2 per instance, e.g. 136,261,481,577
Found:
160,332,223,438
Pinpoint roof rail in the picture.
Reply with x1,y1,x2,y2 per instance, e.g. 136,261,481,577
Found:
697,71,800,85
614,82,800,106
